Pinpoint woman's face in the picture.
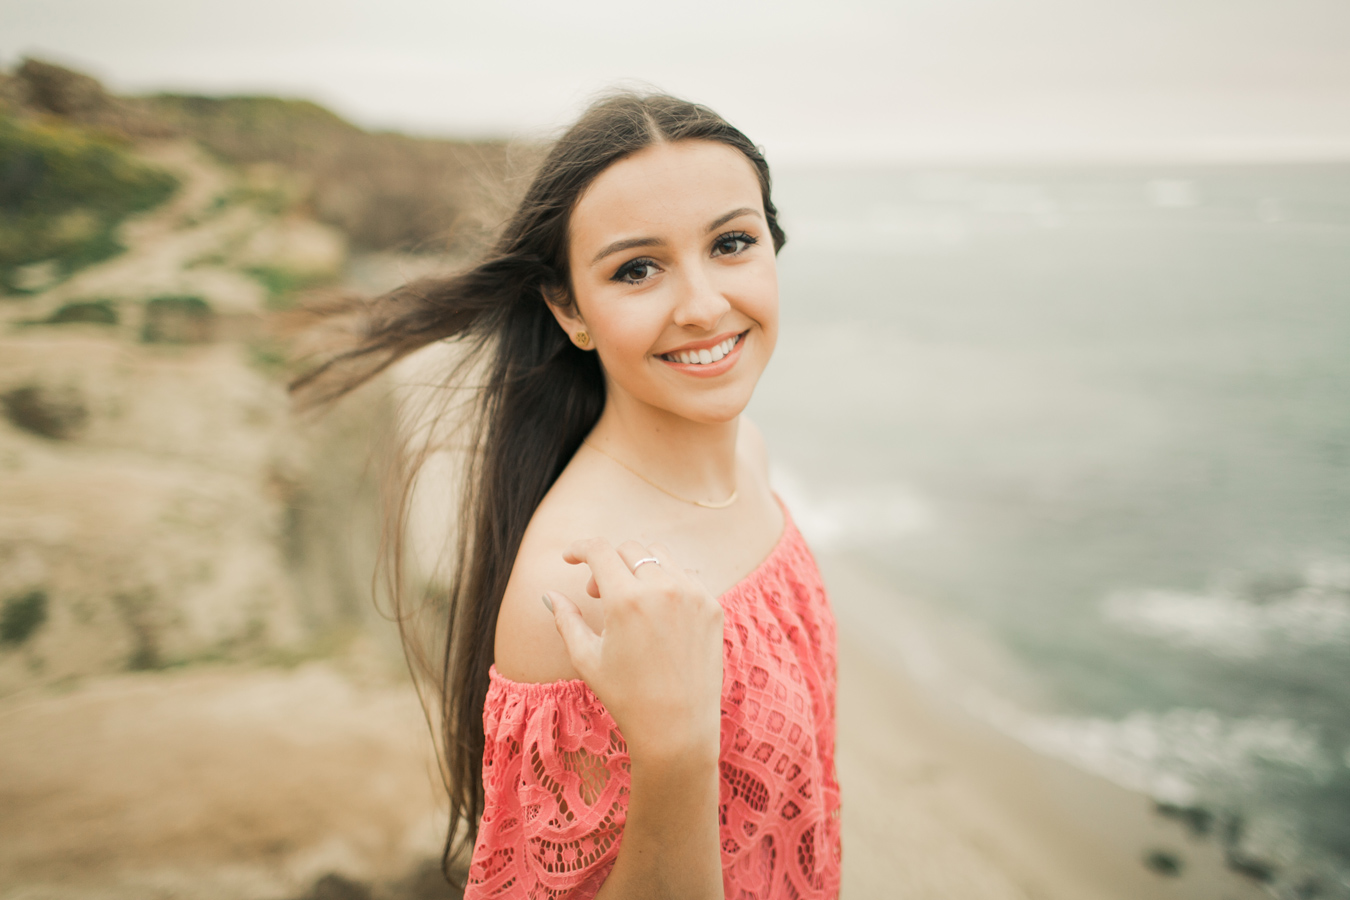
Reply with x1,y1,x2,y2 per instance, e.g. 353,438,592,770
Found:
557,139,779,425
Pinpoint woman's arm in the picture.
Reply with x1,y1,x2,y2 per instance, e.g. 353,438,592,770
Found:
546,537,726,900
590,743,721,900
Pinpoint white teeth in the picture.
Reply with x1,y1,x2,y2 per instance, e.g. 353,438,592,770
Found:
664,334,741,365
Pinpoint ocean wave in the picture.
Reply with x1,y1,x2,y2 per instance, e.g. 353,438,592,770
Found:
1102,561,1350,657
965,698,1336,805
966,695,1350,897
770,466,929,550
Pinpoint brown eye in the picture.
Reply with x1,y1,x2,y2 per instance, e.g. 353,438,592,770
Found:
713,232,756,256
613,258,659,283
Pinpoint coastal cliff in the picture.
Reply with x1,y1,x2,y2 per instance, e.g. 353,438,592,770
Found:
0,59,494,898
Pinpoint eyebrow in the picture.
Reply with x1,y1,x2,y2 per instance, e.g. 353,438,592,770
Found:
707,207,759,232
591,236,661,266
589,207,763,266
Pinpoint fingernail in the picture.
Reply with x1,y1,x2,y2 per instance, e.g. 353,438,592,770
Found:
541,593,554,614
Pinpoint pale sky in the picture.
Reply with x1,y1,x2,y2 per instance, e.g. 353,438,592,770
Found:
4,0,1349,163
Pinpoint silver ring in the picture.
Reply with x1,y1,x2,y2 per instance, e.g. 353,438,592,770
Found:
631,556,660,574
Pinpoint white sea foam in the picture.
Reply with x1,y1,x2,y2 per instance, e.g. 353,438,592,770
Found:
1102,561,1350,657
769,465,929,550
966,697,1335,805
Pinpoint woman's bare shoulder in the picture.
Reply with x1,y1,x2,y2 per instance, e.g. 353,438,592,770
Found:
495,422,771,684
492,464,616,685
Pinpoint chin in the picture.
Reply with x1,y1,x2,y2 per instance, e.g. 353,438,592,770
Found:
684,404,748,425
663,387,756,424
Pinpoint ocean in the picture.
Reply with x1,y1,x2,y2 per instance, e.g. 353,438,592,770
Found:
750,162,1350,898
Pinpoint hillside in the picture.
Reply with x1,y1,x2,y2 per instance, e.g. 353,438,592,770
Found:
3,57,514,253
0,59,483,899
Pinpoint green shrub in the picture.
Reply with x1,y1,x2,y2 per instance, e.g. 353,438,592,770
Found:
1,590,48,645
0,114,178,290
141,294,213,343
245,265,328,310
247,337,290,375
47,299,118,325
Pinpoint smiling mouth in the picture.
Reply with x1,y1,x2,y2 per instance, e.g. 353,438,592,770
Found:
659,332,745,366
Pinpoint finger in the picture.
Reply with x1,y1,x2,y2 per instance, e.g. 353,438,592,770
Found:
563,537,636,597
615,540,669,581
544,591,601,678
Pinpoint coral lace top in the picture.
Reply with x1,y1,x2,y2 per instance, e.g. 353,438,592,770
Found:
465,506,842,899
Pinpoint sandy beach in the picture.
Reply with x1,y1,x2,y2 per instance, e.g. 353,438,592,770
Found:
0,556,1274,899
826,554,1271,900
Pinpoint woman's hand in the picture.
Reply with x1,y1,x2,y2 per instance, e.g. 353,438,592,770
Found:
544,538,725,766
544,539,727,900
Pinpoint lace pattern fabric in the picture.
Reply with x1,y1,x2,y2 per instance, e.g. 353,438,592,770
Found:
466,510,841,900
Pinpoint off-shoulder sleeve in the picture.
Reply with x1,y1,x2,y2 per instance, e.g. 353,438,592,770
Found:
465,668,631,900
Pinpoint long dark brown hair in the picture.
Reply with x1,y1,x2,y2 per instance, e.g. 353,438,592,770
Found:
290,92,786,879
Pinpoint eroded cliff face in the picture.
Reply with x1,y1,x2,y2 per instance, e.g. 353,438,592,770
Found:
0,134,370,690
0,61,480,897
0,57,508,690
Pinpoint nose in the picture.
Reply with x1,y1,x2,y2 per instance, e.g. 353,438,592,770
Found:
671,259,731,331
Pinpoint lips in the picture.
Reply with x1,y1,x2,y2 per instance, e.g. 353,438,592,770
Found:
659,332,743,366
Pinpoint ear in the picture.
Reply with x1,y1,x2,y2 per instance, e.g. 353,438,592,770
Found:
542,285,592,350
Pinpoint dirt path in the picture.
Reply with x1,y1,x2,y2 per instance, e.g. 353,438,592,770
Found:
4,142,266,331
5,139,345,334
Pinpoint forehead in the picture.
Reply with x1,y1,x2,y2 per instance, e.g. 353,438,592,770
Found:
569,140,763,249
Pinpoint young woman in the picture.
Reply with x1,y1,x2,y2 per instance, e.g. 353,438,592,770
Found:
293,94,840,900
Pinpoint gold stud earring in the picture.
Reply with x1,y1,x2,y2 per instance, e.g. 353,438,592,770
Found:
575,331,590,347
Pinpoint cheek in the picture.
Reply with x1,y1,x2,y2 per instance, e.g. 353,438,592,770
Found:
591,299,667,368
734,260,780,336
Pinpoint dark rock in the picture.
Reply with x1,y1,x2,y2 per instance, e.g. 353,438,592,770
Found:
13,58,175,139
1144,849,1184,877
1,590,48,645
290,862,465,900
299,873,373,900
17,58,110,118
385,859,464,900
1217,813,1276,882
1,384,88,439
1154,800,1215,836
1226,849,1277,883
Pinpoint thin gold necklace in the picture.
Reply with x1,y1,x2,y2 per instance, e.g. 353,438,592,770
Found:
583,440,739,510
